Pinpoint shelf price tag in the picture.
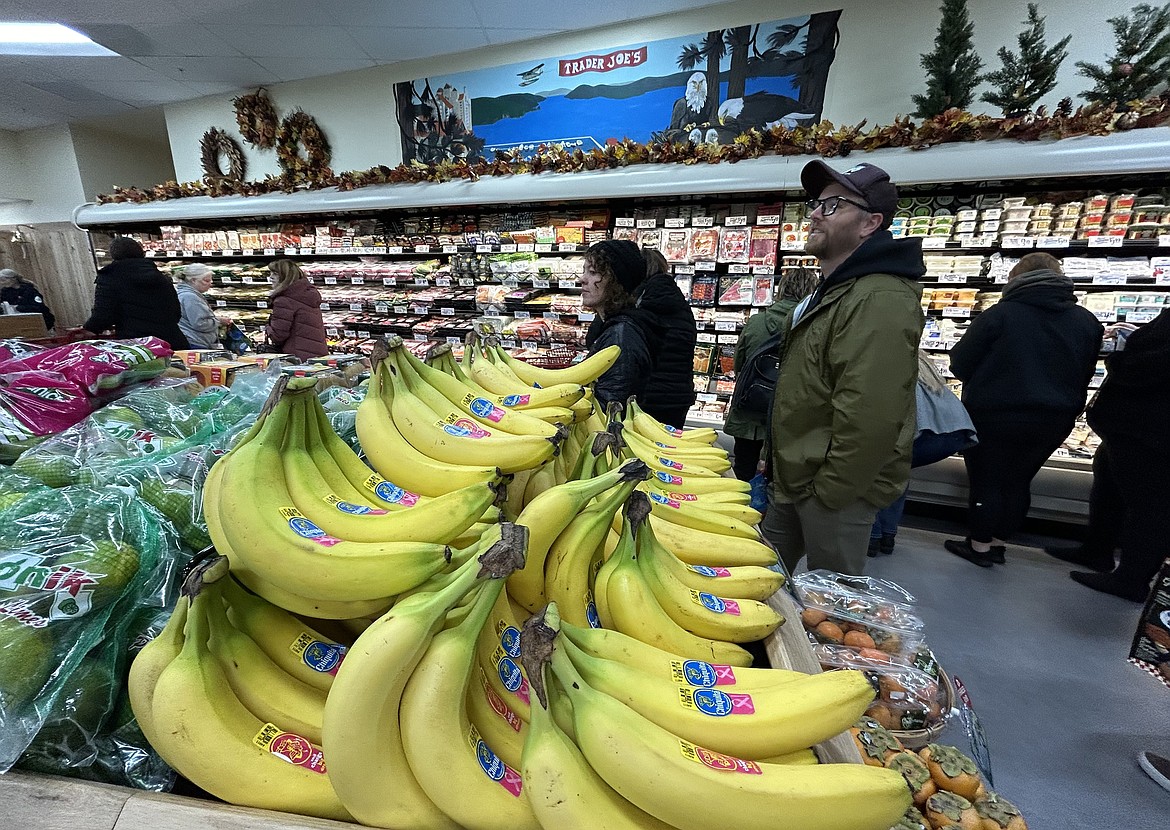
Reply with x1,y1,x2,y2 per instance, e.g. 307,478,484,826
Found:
1093,309,1118,322
535,243,553,253
692,216,715,228
1001,236,1035,249
532,279,550,289
697,393,718,403
299,247,315,255
447,336,462,345
938,274,968,284
543,311,560,320
1037,236,1071,249
522,340,539,350
780,239,805,251
350,277,365,285
615,217,636,227
436,277,452,287
326,328,339,337
517,243,535,252
256,301,268,309
1126,309,1158,323
459,277,475,287
262,248,276,256
182,249,195,257
241,249,255,256
319,302,331,311
476,244,493,253
357,330,371,339
696,332,717,344
344,329,358,338
725,216,748,227
221,276,235,284
1088,236,1124,248
942,306,971,318
382,277,397,286
374,303,390,313
349,303,364,311
440,307,456,316
965,236,995,248
216,300,228,308
394,305,408,314
695,261,717,271
322,276,337,285
283,247,297,255
414,333,427,341
415,245,431,253
558,279,577,289
242,276,255,284
557,242,577,252
442,244,459,254
714,320,737,332
1158,235,1170,247
578,312,596,322
757,214,781,226
514,310,531,319
920,237,948,250
752,265,774,275
1092,275,1126,285
665,217,687,228
674,265,696,275
387,246,403,254
727,264,750,274
411,305,429,315
499,243,518,253
165,250,178,258
412,278,430,287
145,251,157,258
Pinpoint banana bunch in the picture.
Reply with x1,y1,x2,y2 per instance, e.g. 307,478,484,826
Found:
203,376,501,618
324,522,540,830
128,556,351,821
519,604,912,830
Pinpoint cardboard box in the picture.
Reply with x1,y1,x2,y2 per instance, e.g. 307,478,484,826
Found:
188,360,259,387
306,353,366,369
0,313,49,339
279,363,335,378
173,349,232,366
238,352,294,370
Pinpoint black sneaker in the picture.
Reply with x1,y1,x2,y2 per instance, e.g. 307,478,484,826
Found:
1139,751,1170,793
987,545,1006,565
1043,545,1114,572
1069,570,1150,602
944,539,994,568
879,533,896,555
867,537,881,558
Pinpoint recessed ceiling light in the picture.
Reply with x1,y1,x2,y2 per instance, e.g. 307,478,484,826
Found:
0,22,118,56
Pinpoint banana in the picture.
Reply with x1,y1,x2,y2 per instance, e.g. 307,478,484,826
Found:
463,346,587,410
559,634,872,759
390,340,563,439
356,360,502,497
619,423,732,469
205,580,327,744
621,444,722,479
522,455,559,507
379,353,559,474
509,459,650,613
474,585,532,723
436,347,583,413
626,397,718,444
149,558,351,821
400,568,541,830
128,579,190,753
637,523,785,602
645,492,762,537
646,468,752,495
596,495,754,667
642,482,752,506
544,477,640,628
536,607,911,830
559,620,806,689
761,749,821,765
282,392,502,543
649,514,779,568
493,342,622,387
467,667,527,770
519,645,677,830
208,381,454,602
322,528,523,829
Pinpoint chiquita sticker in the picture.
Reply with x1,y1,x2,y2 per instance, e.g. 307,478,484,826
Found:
687,565,733,578
669,491,700,501
470,726,524,796
372,479,420,506
671,659,740,687
469,397,507,422
649,492,681,509
291,633,346,675
678,686,756,717
656,471,684,484
679,739,762,774
279,508,342,547
442,419,492,439
325,494,388,515
691,590,741,616
663,424,684,435
658,457,684,470
253,723,328,773
500,394,531,407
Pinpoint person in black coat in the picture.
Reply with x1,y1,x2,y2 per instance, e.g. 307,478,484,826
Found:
0,268,55,330
582,240,653,414
1065,310,1170,601
84,236,189,350
944,252,1103,567
633,248,698,428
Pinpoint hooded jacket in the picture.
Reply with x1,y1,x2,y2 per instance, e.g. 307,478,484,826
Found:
633,273,698,422
1087,308,1170,451
723,295,800,440
265,278,328,361
949,269,1103,426
769,231,925,511
586,310,652,414
84,258,189,350
175,282,220,349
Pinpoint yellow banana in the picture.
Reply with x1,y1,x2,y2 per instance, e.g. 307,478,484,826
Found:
464,346,587,409
620,423,732,467
645,492,762,538
127,581,190,754
467,667,527,770
649,515,779,568
626,397,718,444
400,576,541,830
638,523,785,602
622,444,722,479
761,749,821,765
475,586,532,723
149,559,351,821
539,611,911,830
494,342,622,387
509,459,650,613
596,495,754,667
436,347,584,412
646,468,752,495
205,580,327,745
356,361,501,496
560,635,871,759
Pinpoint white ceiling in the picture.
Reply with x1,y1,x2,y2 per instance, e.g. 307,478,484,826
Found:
0,0,732,132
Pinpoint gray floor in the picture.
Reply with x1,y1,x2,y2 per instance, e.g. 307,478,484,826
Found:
839,522,1170,829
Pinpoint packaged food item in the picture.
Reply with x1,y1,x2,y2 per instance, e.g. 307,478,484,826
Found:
717,276,754,305
815,644,947,732
747,226,778,267
752,277,774,307
793,569,927,659
688,229,720,261
689,274,719,306
661,229,691,263
692,344,716,374
717,228,750,263
637,228,662,250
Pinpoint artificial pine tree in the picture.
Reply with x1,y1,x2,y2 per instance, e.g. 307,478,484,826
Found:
912,0,986,118
1076,3,1170,105
981,4,1072,116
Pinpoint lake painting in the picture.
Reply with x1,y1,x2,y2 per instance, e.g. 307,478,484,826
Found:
394,10,842,164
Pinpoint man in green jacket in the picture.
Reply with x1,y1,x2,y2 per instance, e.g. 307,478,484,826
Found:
725,268,820,481
763,161,925,575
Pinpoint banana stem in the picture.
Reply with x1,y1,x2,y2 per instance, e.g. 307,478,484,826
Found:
519,603,562,709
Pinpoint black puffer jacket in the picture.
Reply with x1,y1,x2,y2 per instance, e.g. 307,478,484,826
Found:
1,281,54,329
950,269,1102,426
84,258,189,350
1088,308,1170,450
586,312,652,414
633,273,698,422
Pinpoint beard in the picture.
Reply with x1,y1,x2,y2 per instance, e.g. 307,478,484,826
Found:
804,228,827,258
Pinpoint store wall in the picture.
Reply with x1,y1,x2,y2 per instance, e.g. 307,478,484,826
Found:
161,0,1113,183
0,129,29,206
70,110,177,204
0,125,86,226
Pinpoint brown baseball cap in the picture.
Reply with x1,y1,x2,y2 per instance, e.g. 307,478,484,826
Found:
801,160,899,229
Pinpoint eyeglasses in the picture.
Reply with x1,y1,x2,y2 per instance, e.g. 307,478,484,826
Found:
806,195,873,216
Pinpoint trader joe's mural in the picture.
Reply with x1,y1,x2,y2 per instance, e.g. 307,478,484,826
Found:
394,10,842,163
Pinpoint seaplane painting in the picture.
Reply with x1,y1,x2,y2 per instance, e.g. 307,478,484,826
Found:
517,64,544,87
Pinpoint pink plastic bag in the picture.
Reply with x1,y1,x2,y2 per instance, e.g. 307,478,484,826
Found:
0,371,94,444
0,339,172,396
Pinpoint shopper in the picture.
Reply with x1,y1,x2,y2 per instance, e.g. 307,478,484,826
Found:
582,239,653,414
945,252,1102,567
176,263,229,349
0,268,55,331
1066,311,1170,601
264,259,328,361
763,160,925,576
869,353,978,556
724,268,820,481
632,248,698,428
83,236,189,350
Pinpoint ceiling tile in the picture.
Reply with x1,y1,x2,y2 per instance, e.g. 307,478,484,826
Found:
207,0,480,28
0,112,56,131
134,55,280,85
16,0,189,23
483,28,567,46
38,56,164,83
180,80,250,97
203,24,370,59
85,79,195,106
347,26,489,62
26,79,123,104
252,56,378,83
78,23,244,58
